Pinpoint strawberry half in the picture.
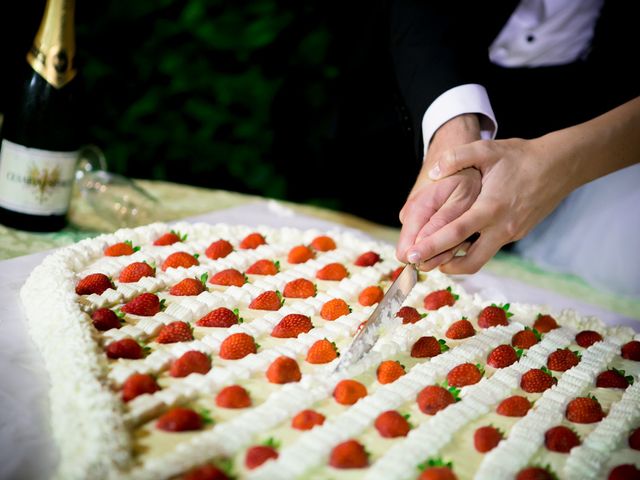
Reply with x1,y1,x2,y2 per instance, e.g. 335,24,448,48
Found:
169,274,207,296
374,410,411,438
417,385,458,415
396,306,426,324
354,251,380,267
249,290,282,311
608,465,640,480
333,379,368,405
446,363,483,387
329,440,369,469
156,321,193,344
266,356,301,384
533,313,558,333
119,262,155,283
575,330,603,348
271,314,313,338
245,443,278,470
153,230,186,246
310,235,336,251
219,333,257,360
520,368,556,393
511,327,541,349
596,368,634,389
445,318,475,339
565,396,604,424
487,344,519,369
496,395,531,417
629,426,640,450
376,360,406,384
621,340,640,361
121,293,162,316
358,285,384,306
474,425,503,453
205,239,234,260
170,350,211,377
544,425,580,453
156,407,204,432
547,348,580,372
76,273,114,295
423,287,458,311
161,251,199,271
122,373,160,402
104,241,138,257
182,464,230,480
91,308,122,331
246,259,279,275
306,339,339,364
516,466,556,480
283,278,316,298
291,409,325,431
209,268,246,287
320,298,351,320
239,232,266,250
411,336,448,358
216,385,252,408
287,245,314,264
316,263,349,281
477,303,512,328
196,307,240,328
105,338,145,359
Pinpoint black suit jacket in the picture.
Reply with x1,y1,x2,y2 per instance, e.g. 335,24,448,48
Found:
390,0,640,157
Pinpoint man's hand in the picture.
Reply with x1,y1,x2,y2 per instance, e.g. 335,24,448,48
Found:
397,113,482,269
411,136,575,274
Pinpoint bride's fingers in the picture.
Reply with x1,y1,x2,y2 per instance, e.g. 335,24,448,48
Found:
439,228,503,275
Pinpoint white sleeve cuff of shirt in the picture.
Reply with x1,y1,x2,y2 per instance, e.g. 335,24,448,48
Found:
422,83,498,157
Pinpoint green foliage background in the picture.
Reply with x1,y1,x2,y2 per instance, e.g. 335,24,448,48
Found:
78,0,339,203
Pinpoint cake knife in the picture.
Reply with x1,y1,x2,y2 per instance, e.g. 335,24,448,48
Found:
334,264,418,372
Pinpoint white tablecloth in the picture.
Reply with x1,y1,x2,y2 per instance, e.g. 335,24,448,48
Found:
1,201,637,480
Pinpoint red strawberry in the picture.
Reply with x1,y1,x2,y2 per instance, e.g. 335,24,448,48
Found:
245,444,278,470
390,266,404,281
608,465,640,480
205,239,234,260
76,273,114,295
283,278,316,298
219,333,257,359
91,308,122,331
196,307,240,328
249,290,282,311
418,466,457,480
516,467,555,480
496,395,531,417
566,396,604,423
374,410,411,438
533,314,558,333
306,339,338,364
547,348,580,371
271,314,313,338
170,350,211,377
596,369,633,389
215,385,252,408
445,319,475,339
423,288,457,310
182,464,230,480
266,356,302,384
575,330,603,348
121,373,160,402
162,251,199,271
329,440,369,469
291,409,325,430
288,245,314,264
474,425,503,453
377,360,406,384
411,336,448,358
316,262,349,281
354,251,380,267
320,298,351,320
447,363,483,387
239,232,266,250
520,368,556,393
333,379,367,405
359,285,384,306
621,340,640,361
417,386,457,415
487,344,519,368
310,235,336,251
169,276,206,296
396,306,425,324
105,338,144,359
156,407,203,432
104,241,137,257
512,327,541,349
121,293,162,316
629,427,640,450
478,304,512,328
544,425,580,453
119,262,155,283
210,268,246,287
156,321,193,344
246,259,279,275
153,230,185,246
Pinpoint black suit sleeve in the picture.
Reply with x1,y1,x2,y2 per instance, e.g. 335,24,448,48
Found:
389,0,513,156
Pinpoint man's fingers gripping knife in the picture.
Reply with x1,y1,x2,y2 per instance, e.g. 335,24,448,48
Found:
430,141,492,180
439,229,503,275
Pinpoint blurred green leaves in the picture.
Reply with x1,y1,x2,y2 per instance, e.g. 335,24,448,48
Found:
77,0,336,201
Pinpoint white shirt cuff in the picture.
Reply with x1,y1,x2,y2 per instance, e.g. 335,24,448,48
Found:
422,83,498,157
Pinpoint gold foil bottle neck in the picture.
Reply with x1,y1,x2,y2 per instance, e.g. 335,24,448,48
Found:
27,0,76,89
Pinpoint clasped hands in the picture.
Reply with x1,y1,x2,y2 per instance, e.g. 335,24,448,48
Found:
397,114,573,274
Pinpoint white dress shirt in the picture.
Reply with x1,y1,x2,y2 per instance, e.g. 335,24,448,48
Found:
422,0,605,155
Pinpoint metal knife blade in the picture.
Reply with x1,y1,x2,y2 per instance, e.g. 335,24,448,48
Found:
334,264,418,372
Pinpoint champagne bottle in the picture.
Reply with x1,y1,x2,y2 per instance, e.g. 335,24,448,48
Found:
0,0,80,232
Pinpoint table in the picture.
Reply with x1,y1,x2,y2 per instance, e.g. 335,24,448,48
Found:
1,179,639,480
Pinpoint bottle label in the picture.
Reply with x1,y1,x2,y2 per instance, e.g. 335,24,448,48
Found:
0,139,78,215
